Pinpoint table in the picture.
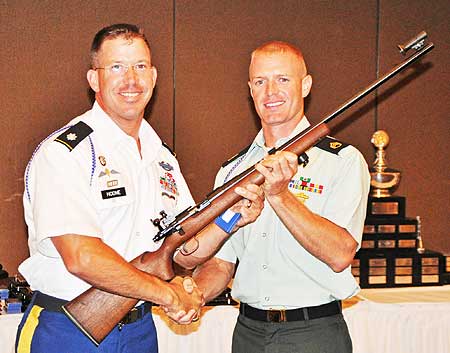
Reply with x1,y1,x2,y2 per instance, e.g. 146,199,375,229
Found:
3,286,450,353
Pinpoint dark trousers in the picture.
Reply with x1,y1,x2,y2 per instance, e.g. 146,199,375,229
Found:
232,313,352,353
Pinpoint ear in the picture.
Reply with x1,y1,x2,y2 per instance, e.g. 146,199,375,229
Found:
87,69,100,93
150,66,158,89
248,81,254,99
301,74,312,98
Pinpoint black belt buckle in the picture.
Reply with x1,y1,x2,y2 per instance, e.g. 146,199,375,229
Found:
267,309,287,322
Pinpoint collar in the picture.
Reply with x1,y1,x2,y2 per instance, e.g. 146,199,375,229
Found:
87,102,162,163
253,117,311,153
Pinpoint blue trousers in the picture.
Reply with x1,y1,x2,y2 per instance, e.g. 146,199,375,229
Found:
15,293,158,353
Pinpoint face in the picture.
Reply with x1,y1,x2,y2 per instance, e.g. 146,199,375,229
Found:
87,37,157,126
248,51,312,132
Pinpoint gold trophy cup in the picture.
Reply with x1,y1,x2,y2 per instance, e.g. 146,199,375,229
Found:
370,130,401,197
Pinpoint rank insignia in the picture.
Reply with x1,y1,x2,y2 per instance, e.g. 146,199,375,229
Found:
67,133,77,141
315,136,348,155
330,141,342,149
54,121,93,152
160,172,179,196
159,161,174,171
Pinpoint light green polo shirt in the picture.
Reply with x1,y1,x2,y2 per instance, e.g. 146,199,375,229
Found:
214,118,370,309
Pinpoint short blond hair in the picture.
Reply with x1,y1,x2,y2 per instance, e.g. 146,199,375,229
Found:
250,41,307,75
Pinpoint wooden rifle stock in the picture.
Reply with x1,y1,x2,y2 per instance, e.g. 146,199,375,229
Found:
62,32,434,345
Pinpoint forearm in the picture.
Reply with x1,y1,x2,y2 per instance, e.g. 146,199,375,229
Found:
192,258,234,302
267,190,357,272
174,223,231,270
52,235,176,306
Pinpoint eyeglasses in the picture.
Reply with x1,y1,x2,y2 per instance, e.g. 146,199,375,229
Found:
95,63,151,76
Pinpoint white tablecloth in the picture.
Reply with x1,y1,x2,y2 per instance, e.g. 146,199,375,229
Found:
3,286,450,353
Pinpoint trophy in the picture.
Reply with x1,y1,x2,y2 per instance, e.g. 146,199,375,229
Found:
367,130,405,218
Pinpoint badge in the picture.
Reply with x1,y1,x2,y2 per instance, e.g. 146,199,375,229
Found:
101,187,126,199
289,176,324,194
160,172,179,196
330,141,343,149
159,161,174,171
99,155,107,166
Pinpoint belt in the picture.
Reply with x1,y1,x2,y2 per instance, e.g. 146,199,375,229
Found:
239,301,341,323
33,291,152,327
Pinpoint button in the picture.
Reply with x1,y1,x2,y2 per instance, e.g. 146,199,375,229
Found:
262,264,268,270
262,233,267,238
265,297,270,301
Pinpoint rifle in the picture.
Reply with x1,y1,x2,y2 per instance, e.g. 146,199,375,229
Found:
62,31,434,346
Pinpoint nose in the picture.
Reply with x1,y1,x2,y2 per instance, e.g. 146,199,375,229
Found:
266,80,278,95
123,65,138,82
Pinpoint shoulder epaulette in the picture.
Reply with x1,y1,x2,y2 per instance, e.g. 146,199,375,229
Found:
315,136,349,155
222,144,252,168
54,121,93,152
162,141,176,157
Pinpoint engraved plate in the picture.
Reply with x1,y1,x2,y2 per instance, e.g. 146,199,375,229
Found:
398,239,416,248
422,266,439,275
371,202,399,215
351,268,360,276
399,224,416,233
422,258,439,266
422,275,439,283
369,259,386,267
395,276,412,284
378,225,396,233
352,259,360,267
369,267,386,275
396,258,413,266
395,267,412,275
369,276,386,284
362,240,375,249
378,240,395,248
364,225,375,233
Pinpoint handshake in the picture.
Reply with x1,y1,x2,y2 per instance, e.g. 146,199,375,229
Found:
162,276,204,324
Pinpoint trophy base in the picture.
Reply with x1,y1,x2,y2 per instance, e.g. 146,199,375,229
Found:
367,196,405,218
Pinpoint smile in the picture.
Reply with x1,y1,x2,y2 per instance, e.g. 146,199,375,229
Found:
120,92,140,97
265,100,284,108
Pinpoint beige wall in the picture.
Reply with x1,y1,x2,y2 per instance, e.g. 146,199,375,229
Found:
1,0,448,275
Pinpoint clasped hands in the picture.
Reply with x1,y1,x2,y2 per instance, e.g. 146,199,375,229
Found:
162,276,204,324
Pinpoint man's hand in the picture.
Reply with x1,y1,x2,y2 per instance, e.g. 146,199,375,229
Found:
232,184,265,229
162,276,205,324
255,151,298,198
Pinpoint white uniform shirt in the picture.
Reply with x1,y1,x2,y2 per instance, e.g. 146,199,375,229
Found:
20,102,194,300
214,117,370,309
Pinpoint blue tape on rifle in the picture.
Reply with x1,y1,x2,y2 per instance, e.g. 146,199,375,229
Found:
214,210,241,233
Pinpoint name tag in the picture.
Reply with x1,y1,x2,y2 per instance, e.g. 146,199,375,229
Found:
101,187,126,199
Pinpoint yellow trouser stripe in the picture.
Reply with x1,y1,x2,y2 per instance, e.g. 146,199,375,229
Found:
17,305,44,353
